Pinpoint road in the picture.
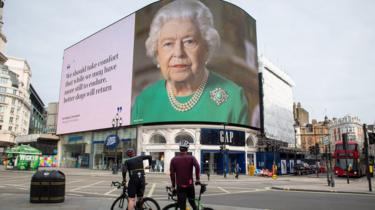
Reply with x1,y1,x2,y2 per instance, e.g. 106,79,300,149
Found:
0,168,374,210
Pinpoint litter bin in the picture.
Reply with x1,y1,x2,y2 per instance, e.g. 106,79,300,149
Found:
30,170,65,203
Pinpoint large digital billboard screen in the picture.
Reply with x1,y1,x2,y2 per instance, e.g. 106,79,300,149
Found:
57,0,260,135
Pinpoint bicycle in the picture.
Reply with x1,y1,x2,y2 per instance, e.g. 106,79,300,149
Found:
163,183,213,210
111,181,161,210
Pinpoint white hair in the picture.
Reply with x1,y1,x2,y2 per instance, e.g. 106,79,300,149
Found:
145,0,220,63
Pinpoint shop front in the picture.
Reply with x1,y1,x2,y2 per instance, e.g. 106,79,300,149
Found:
92,129,136,170
201,150,246,175
122,124,259,174
61,127,136,169
199,128,249,175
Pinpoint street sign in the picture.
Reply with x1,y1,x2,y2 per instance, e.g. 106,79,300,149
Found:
323,136,329,145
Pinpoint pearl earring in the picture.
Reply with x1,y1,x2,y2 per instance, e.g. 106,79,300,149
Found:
157,64,160,68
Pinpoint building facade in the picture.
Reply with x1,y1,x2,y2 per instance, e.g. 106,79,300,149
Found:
46,102,58,134
328,115,364,149
259,56,295,145
293,102,309,126
299,118,330,156
59,124,258,174
29,84,46,134
0,57,32,153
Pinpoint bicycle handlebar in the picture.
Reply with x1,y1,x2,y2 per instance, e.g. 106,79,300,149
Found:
111,181,148,189
165,182,208,201
165,186,177,201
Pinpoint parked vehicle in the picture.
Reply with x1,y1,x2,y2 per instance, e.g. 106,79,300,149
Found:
294,163,315,175
294,163,307,175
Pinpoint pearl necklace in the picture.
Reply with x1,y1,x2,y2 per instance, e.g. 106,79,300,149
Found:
167,71,208,112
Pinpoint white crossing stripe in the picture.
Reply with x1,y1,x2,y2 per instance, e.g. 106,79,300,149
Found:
147,183,156,197
67,180,82,184
67,193,83,197
217,186,230,193
105,188,118,195
70,180,105,192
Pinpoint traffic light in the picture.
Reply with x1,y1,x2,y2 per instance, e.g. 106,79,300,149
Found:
315,143,320,155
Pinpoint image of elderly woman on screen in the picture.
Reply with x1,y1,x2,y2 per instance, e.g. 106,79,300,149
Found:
131,0,249,126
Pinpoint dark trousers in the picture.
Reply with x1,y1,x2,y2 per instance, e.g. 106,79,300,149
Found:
177,185,197,210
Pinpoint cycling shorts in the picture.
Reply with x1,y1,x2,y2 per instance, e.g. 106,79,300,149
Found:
127,174,145,198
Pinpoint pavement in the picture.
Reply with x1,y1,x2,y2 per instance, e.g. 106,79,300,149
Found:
1,165,374,210
34,166,375,195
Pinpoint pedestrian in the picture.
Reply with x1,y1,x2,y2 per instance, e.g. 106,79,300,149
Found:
235,163,241,179
170,140,200,210
205,160,210,181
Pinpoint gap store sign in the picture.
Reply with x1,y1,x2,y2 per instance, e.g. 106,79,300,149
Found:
200,128,245,146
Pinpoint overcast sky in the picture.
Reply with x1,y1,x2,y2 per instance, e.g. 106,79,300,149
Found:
4,0,375,124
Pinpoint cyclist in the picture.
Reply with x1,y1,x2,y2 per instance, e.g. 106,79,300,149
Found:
122,148,152,210
170,140,200,210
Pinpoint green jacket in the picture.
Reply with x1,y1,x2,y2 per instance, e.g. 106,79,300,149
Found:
131,71,249,125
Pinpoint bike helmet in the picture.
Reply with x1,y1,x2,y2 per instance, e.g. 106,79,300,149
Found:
179,140,190,149
126,148,135,157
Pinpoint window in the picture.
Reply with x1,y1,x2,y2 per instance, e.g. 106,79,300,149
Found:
13,89,17,95
175,133,194,144
8,126,12,131
10,107,14,114
150,134,166,144
0,96,5,103
12,98,16,105
246,136,255,147
0,115,3,122
0,106,4,113
0,87,6,93
9,117,13,123
0,77,7,84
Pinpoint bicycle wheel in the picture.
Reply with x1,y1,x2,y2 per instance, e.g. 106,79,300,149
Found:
141,197,161,210
162,203,178,210
111,196,128,210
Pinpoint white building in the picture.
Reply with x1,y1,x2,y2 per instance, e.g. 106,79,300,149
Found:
0,57,32,148
329,115,364,148
259,55,296,145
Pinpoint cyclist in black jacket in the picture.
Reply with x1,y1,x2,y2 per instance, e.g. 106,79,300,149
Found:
122,148,152,210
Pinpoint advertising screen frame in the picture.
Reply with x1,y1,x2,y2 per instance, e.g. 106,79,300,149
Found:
57,0,262,135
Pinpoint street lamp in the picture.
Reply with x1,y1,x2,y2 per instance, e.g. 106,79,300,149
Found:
111,109,122,174
220,123,229,178
323,116,334,187
294,120,299,173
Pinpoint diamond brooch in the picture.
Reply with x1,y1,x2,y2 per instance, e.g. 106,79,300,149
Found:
210,88,228,106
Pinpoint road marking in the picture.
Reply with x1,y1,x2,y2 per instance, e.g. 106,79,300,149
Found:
156,189,268,201
67,193,84,197
70,180,106,192
105,188,118,195
5,184,27,190
217,186,230,193
71,190,118,197
0,176,30,182
147,183,156,197
67,180,82,184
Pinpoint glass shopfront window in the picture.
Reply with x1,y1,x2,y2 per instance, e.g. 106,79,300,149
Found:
150,152,164,173
92,128,137,170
